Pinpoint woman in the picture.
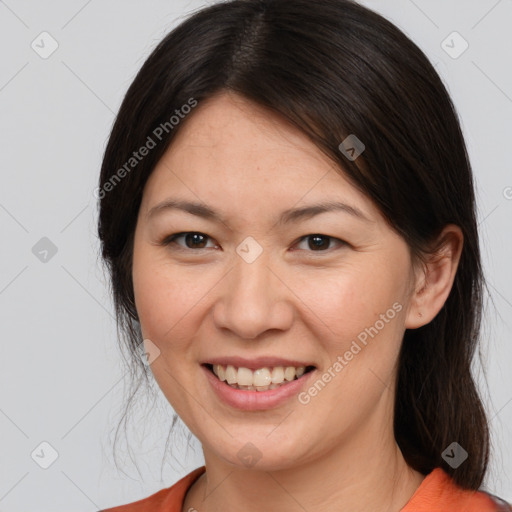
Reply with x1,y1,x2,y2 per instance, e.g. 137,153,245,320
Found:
97,0,511,510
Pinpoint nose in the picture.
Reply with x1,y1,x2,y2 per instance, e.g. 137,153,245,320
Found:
212,250,294,340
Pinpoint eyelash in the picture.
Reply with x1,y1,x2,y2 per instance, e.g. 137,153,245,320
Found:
159,232,347,254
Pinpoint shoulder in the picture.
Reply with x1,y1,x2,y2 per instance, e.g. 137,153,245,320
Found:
402,467,511,512
480,491,512,512
99,466,206,512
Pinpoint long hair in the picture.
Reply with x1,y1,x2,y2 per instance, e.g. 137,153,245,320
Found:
97,0,489,489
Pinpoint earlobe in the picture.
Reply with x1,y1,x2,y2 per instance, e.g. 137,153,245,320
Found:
405,225,463,329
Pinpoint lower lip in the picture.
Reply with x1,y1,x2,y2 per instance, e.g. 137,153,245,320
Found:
202,365,316,411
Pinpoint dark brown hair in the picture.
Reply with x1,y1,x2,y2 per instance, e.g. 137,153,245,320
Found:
98,0,490,489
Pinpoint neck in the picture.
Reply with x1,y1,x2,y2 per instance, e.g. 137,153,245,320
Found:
184,413,425,512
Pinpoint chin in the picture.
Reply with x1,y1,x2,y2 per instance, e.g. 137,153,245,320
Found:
210,434,307,472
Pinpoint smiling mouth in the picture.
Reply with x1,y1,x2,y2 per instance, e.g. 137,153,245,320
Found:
203,363,316,391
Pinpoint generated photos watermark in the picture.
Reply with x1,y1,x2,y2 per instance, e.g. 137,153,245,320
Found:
298,301,403,405
94,97,198,200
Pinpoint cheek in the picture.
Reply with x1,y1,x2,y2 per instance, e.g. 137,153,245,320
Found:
132,249,221,356
133,249,183,342
301,267,406,419
296,263,404,344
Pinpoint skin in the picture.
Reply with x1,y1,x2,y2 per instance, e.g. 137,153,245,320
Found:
131,91,463,512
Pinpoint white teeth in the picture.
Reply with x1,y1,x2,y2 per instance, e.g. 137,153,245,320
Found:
225,365,237,384
253,368,272,387
284,366,296,381
211,364,308,389
237,367,254,386
216,364,226,382
271,366,284,384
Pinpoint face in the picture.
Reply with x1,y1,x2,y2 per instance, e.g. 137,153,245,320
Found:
132,92,419,471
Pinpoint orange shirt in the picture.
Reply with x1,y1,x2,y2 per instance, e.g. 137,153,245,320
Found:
100,465,510,511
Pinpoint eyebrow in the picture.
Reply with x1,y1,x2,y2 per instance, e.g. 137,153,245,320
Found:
146,198,371,227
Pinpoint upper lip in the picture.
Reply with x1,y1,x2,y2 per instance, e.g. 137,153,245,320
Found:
201,356,316,370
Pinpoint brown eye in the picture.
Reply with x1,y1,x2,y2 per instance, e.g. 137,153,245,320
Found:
308,235,330,250
294,234,347,252
162,232,216,250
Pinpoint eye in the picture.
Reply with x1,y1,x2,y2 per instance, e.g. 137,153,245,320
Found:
160,232,347,254
293,234,347,252
161,232,218,251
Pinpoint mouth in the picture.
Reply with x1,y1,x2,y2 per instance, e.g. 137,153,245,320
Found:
202,363,316,392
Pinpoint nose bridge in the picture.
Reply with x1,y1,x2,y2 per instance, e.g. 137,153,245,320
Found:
213,238,292,339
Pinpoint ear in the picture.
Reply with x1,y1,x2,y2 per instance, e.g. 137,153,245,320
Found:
405,224,463,329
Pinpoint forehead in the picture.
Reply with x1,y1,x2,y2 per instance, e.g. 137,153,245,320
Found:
140,92,380,224
168,92,333,172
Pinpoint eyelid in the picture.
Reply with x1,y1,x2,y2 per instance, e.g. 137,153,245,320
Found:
161,231,348,253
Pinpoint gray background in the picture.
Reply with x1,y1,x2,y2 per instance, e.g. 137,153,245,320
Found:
0,0,511,510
